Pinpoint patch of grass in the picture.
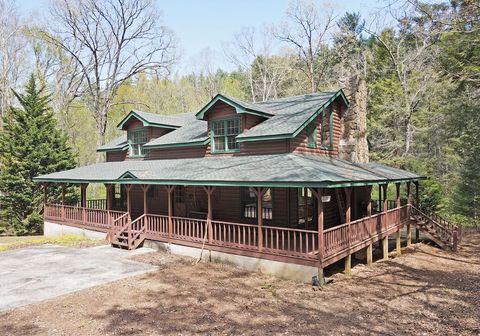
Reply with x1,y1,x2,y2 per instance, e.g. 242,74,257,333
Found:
0,234,106,251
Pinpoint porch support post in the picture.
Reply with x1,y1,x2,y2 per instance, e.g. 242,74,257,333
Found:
165,185,175,239
104,184,113,241
125,184,132,220
61,183,66,221
378,184,382,212
141,184,150,215
312,188,324,286
344,187,352,276
382,184,388,212
406,182,412,247
254,187,267,252
395,182,401,256
42,183,49,219
80,183,88,223
414,181,420,241
203,186,215,244
303,188,308,229
366,187,373,266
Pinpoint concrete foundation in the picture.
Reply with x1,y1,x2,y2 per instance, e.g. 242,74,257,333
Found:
144,240,318,282
44,221,107,241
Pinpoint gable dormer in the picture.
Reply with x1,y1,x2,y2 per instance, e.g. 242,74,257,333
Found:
196,94,273,154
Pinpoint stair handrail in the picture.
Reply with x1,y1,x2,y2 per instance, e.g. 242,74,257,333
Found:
112,212,129,239
410,205,459,249
130,214,147,242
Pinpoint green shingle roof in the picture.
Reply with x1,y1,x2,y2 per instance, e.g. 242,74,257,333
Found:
143,119,209,148
97,134,128,152
237,90,348,141
34,153,423,188
117,110,196,130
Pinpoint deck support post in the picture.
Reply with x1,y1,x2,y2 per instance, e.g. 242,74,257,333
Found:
61,183,66,221
303,188,308,229
203,186,216,244
396,230,401,256
367,243,373,266
165,186,175,240
414,181,420,242
80,183,88,223
382,236,389,260
254,187,267,252
141,185,150,215
312,188,325,286
406,182,412,246
344,187,352,276
378,184,382,212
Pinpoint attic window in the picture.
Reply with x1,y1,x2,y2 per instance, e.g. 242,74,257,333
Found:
211,117,241,153
307,125,317,148
128,128,148,157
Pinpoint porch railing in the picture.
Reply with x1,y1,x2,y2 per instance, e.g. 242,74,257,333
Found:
44,203,127,232
44,203,410,266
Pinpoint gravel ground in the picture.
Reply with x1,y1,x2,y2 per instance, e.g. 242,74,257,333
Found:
1,234,479,335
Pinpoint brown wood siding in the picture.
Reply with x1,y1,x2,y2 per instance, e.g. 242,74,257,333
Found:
290,98,343,156
239,139,289,155
147,146,207,160
106,151,127,162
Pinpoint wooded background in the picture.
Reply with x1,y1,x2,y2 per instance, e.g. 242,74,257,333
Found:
0,0,478,226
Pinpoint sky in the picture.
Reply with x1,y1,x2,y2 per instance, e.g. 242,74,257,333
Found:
19,0,383,73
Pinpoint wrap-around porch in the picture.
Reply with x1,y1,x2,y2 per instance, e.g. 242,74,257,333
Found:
43,181,418,273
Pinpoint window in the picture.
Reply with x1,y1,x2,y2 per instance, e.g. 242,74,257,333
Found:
175,186,185,203
211,117,241,153
298,188,315,229
321,107,333,149
128,128,148,157
307,124,317,148
242,187,272,220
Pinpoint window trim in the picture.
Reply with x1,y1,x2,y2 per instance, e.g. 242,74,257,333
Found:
306,124,317,149
210,116,241,154
127,128,148,157
320,107,334,150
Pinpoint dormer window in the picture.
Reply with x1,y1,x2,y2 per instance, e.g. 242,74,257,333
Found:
128,128,148,157
211,117,241,153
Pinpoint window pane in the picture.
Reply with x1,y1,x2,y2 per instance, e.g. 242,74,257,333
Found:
213,121,224,135
214,136,225,151
227,135,238,150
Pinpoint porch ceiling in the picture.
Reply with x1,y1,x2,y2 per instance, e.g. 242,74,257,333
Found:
33,153,423,188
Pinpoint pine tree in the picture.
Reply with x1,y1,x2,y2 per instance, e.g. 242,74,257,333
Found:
0,75,77,234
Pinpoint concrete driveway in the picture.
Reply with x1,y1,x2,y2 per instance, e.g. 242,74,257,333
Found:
0,244,157,311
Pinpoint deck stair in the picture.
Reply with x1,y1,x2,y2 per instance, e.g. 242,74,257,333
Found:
410,206,460,251
111,213,146,250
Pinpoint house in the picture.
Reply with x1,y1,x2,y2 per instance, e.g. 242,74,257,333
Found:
34,89,459,282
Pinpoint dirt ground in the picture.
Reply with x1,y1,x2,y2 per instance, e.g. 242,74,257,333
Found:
1,235,479,336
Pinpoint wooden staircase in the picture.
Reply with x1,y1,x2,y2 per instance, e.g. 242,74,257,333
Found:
111,213,146,250
410,206,460,251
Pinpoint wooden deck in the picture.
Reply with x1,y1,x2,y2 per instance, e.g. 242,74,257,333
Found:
44,203,411,268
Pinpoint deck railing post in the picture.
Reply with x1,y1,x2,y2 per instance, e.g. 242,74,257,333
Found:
414,181,420,242
105,184,113,239
406,182,412,246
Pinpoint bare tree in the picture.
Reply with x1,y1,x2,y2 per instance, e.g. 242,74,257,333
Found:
45,0,177,155
365,1,442,156
225,26,291,102
275,0,335,93
0,0,26,123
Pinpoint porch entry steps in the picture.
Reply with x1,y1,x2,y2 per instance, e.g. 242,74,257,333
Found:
111,213,147,250
410,206,460,251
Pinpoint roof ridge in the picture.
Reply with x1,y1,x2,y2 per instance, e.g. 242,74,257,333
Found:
256,90,341,104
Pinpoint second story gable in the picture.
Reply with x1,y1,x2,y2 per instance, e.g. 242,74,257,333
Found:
98,89,349,162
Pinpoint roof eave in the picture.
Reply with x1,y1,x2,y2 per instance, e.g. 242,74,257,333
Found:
195,94,273,120
143,139,210,149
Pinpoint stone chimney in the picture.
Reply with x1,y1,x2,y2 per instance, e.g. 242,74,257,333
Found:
338,75,369,163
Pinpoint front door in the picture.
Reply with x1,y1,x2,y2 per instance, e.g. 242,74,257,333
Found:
174,186,187,217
